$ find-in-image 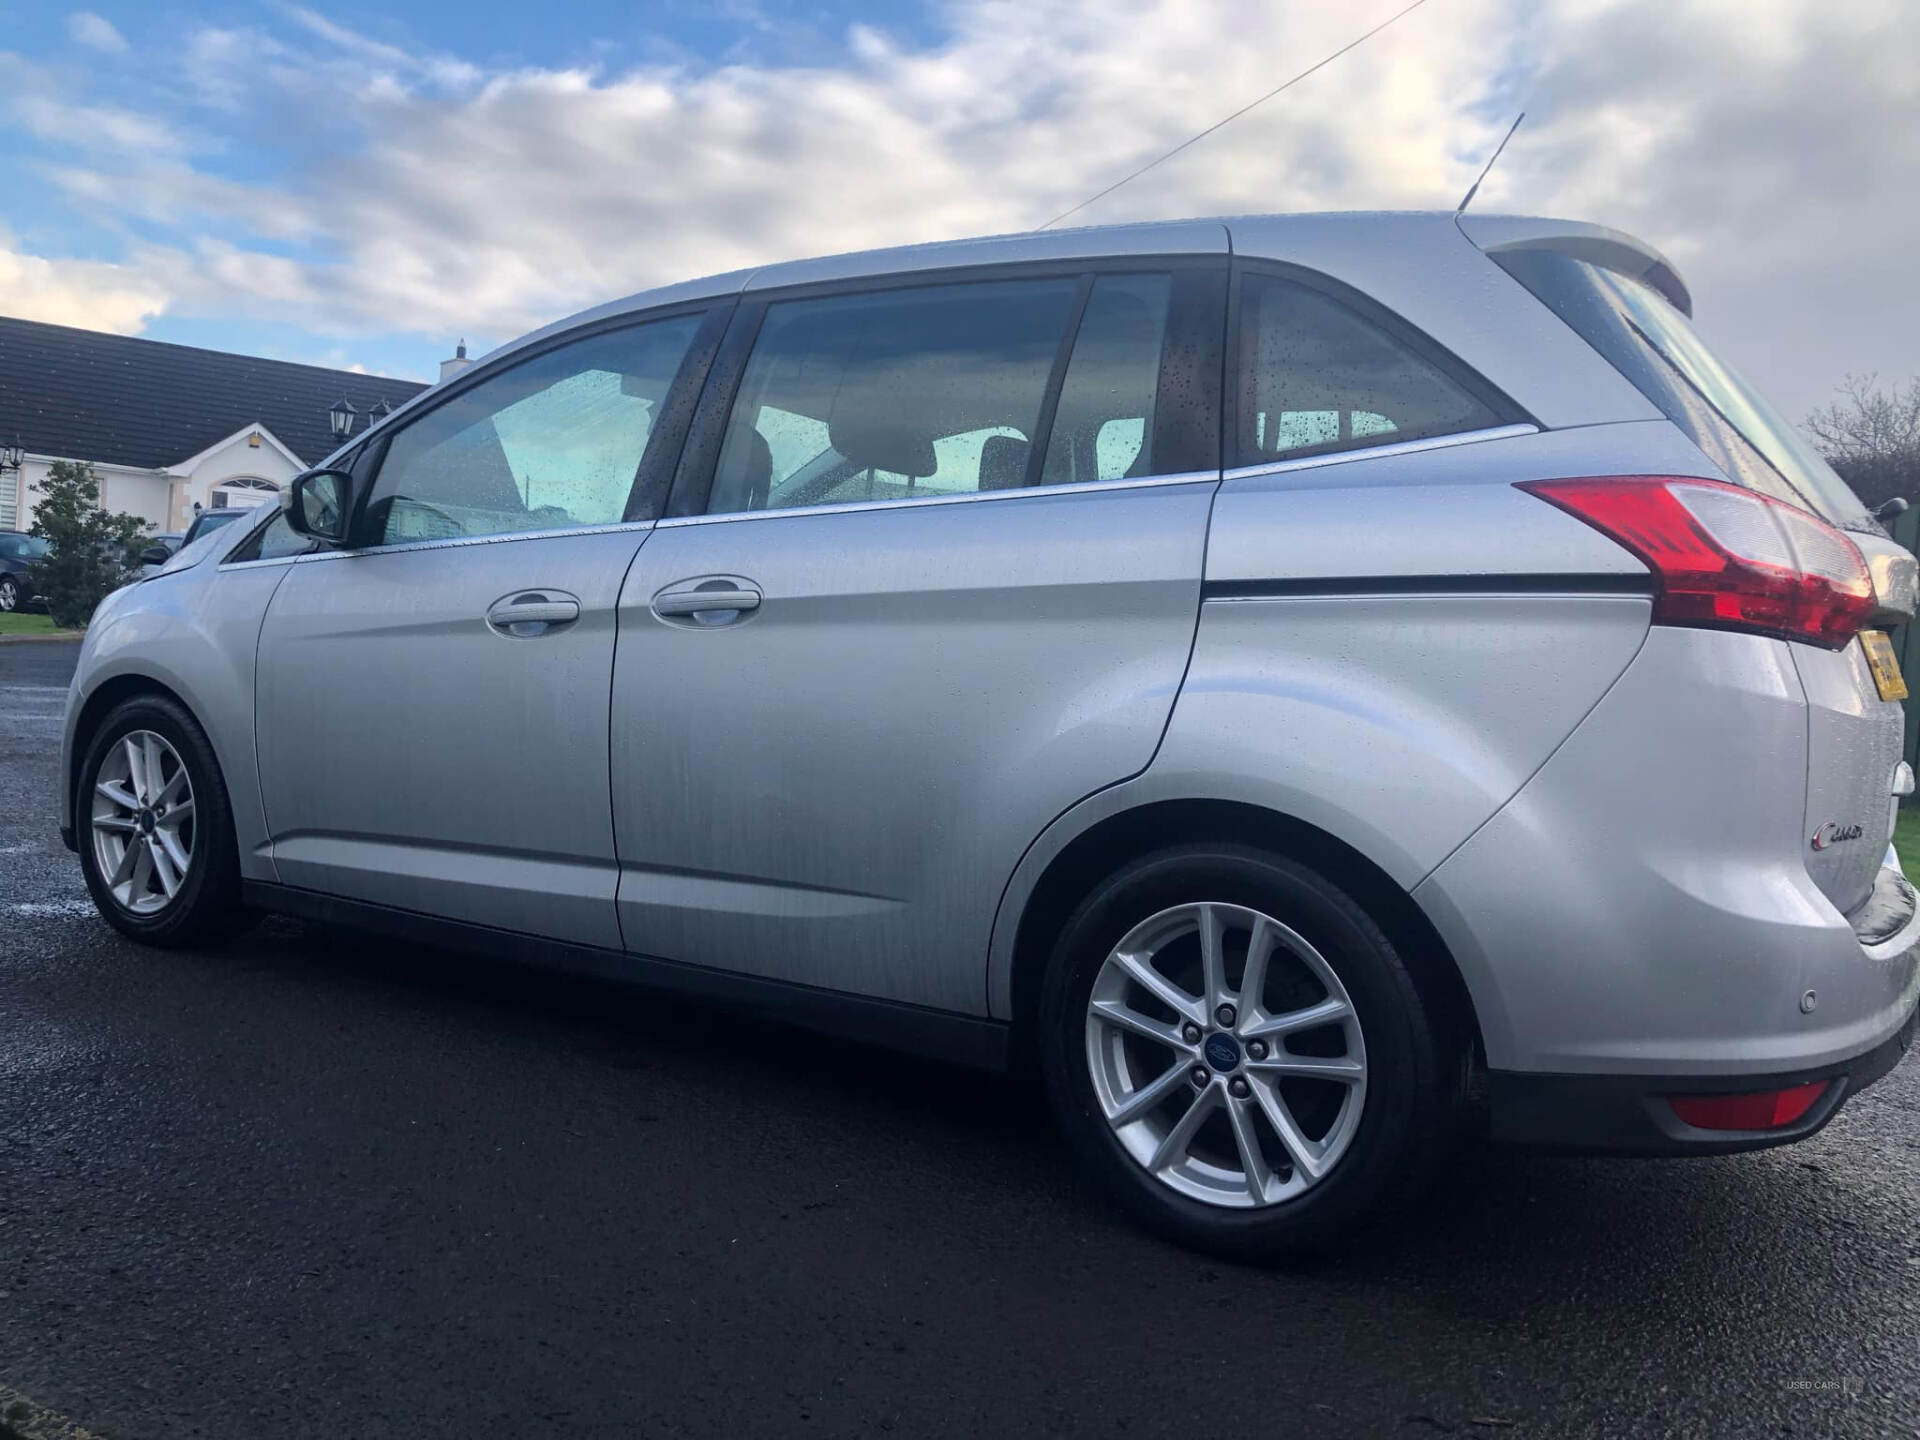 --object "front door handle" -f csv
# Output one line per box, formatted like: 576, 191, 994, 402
651, 577, 762, 626
487, 591, 581, 637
